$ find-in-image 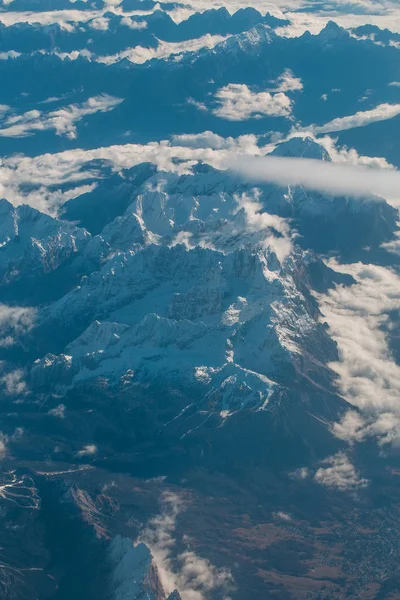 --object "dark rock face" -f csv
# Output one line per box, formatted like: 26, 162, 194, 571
166, 590, 182, 600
